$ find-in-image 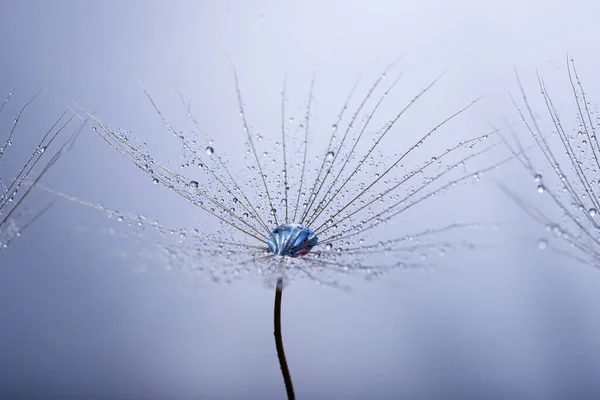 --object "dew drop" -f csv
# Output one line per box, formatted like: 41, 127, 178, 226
537, 184, 545, 193
537, 238, 548, 250
190, 181, 199, 189
589, 208, 597, 217
326, 151, 334, 161
534, 173, 542, 182
152, 178, 159, 184
206, 146, 214, 156
325, 243, 333, 250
